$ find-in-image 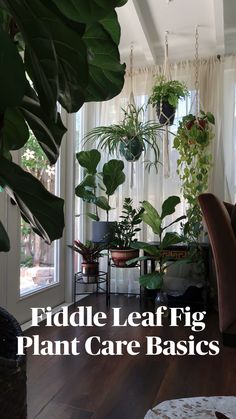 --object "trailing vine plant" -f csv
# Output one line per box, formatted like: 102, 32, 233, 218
173, 110, 215, 246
